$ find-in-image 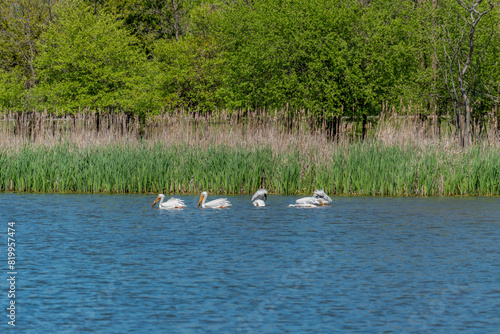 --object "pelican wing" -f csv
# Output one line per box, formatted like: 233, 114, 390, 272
165, 197, 183, 203
205, 198, 231, 208
160, 197, 185, 209
290, 196, 322, 207
251, 189, 268, 202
